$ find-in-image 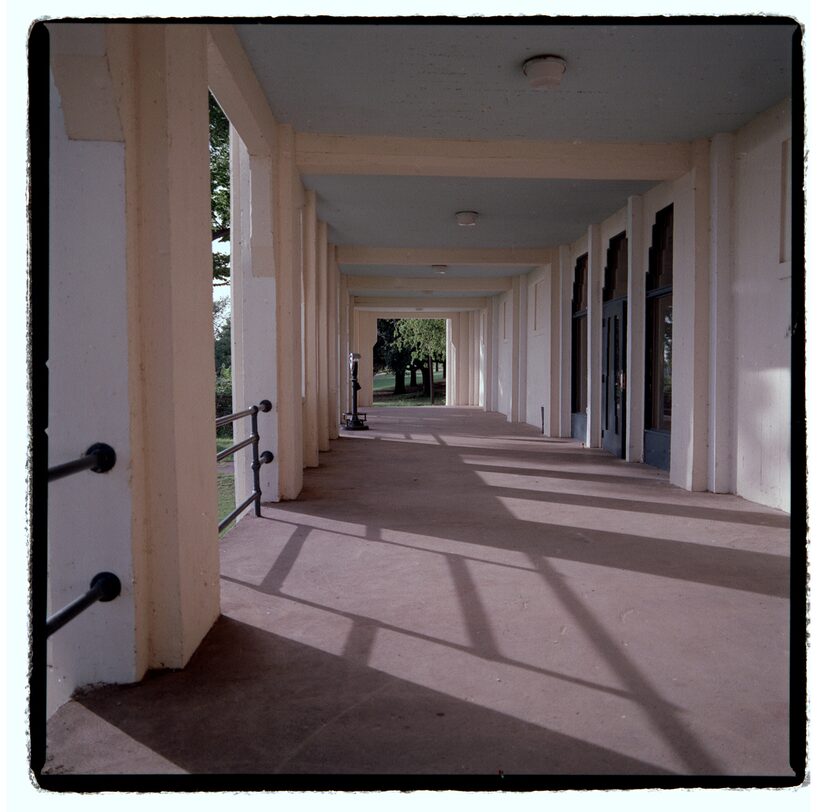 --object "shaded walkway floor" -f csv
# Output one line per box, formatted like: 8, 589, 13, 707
44, 408, 794, 781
